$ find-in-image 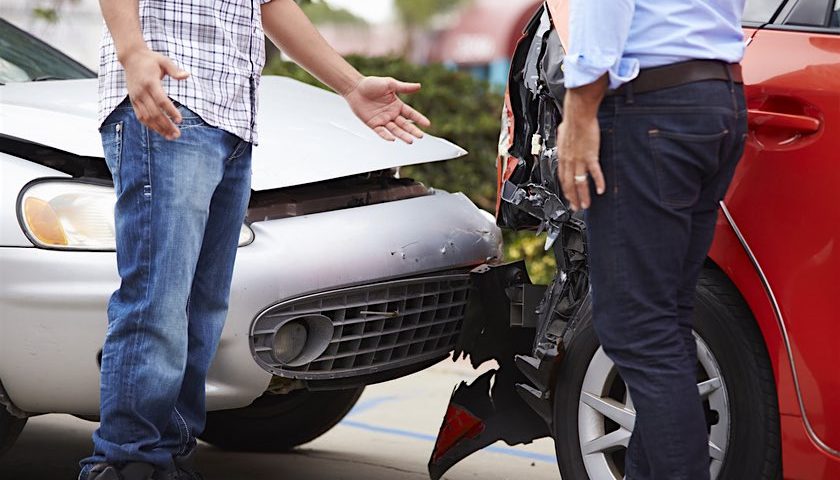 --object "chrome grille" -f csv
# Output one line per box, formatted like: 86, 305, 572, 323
251, 274, 471, 380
